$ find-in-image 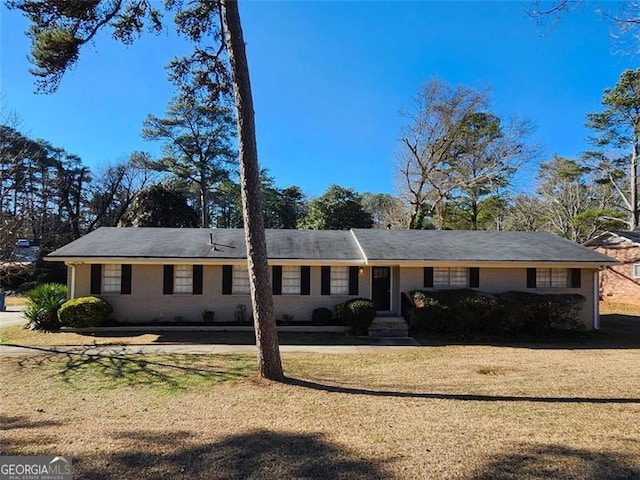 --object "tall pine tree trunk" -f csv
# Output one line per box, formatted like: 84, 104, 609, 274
220, 0, 284, 381
631, 141, 639, 230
